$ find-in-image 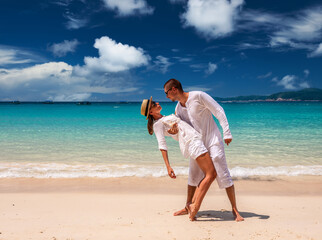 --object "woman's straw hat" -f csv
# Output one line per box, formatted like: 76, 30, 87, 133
140, 96, 153, 119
